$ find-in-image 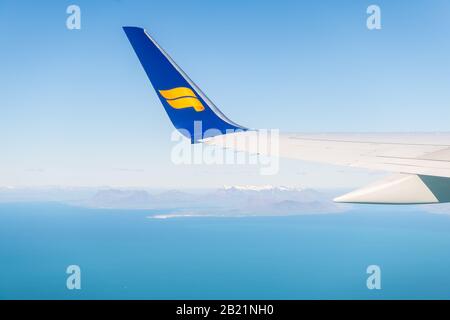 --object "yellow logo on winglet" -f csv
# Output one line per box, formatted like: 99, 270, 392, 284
159, 87, 205, 112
